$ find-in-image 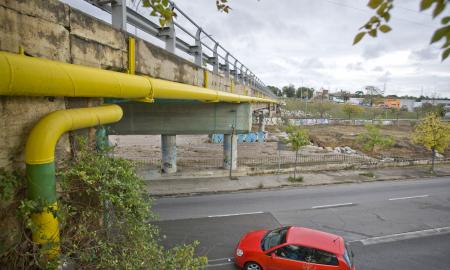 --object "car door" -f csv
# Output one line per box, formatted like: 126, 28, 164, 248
266, 244, 311, 270
304, 247, 341, 270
